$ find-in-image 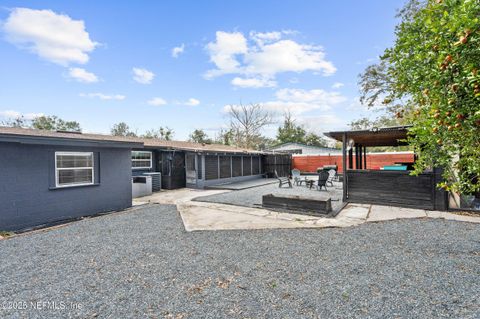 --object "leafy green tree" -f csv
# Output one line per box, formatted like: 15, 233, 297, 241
276, 112, 307, 144
0, 116, 29, 127
1, 115, 81, 131
111, 122, 137, 137
256, 136, 277, 150
358, 0, 426, 112
275, 112, 328, 147
31, 115, 81, 132
304, 132, 328, 147
349, 116, 400, 130
189, 129, 212, 144
142, 127, 174, 140
375, 0, 480, 194
213, 128, 235, 146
